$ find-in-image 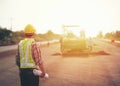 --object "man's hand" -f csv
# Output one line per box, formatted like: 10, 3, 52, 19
39, 63, 46, 78
40, 72, 45, 78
